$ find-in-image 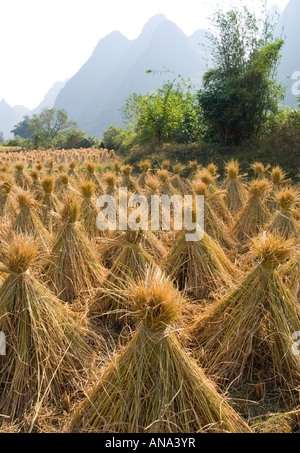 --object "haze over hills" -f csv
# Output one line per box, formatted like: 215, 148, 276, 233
54, 14, 210, 138
0, 99, 27, 140
1, 2, 299, 141
31, 81, 66, 115
53, 2, 298, 137
13, 105, 31, 117
1, 14, 210, 140
0, 80, 66, 140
